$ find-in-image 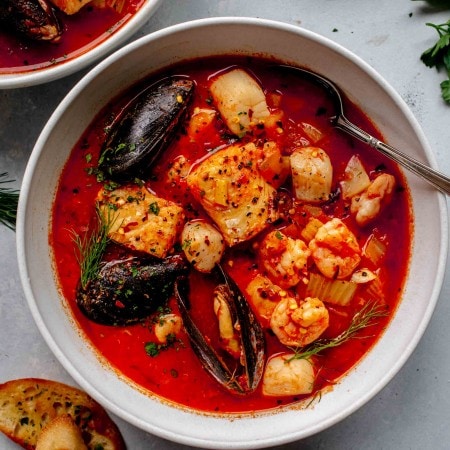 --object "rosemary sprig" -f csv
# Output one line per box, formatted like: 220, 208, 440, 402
70, 206, 116, 289
291, 301, 388, 361
0, 172, 19, 231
